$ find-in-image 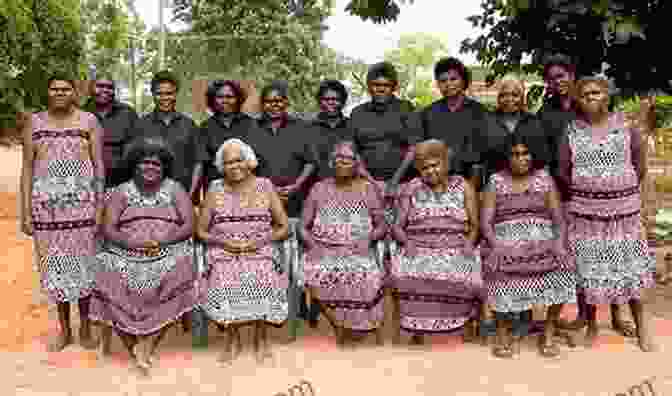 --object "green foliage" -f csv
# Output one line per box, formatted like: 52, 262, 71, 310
167, 0, 347, 112
460, 0, 672, 94
617, 96, 672, 129
81, 0, 131, 77
344, 0, 413, 24
384, 33, 448, 106
0, 0, 85, 131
